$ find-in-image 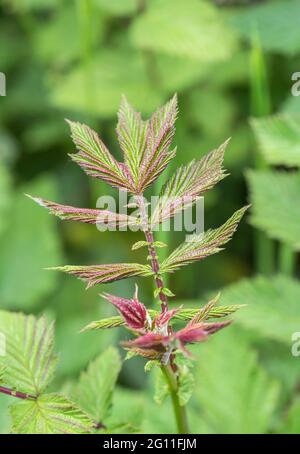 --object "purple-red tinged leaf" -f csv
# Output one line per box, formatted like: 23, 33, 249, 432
176, 320, 231, 345
175, 325, 208, 344
122, 332, 169, 350
155, 307, 180, 329
101, 286, 148, 330
161, 206, 249, 273
48, 263, 152, 288
26, 195, 139, 227
199, 320, 232, 334
151, 140, 229, 225
67, 120, 134, 192
138, 94, 178, 192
